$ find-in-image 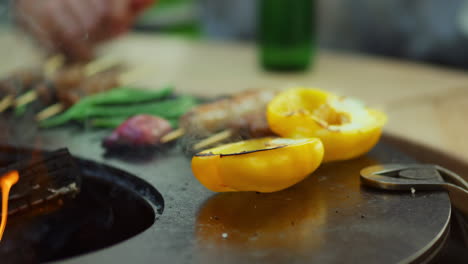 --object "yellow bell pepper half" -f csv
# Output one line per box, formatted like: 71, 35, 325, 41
191, 137, 324, 193
267, 88, 387, 162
